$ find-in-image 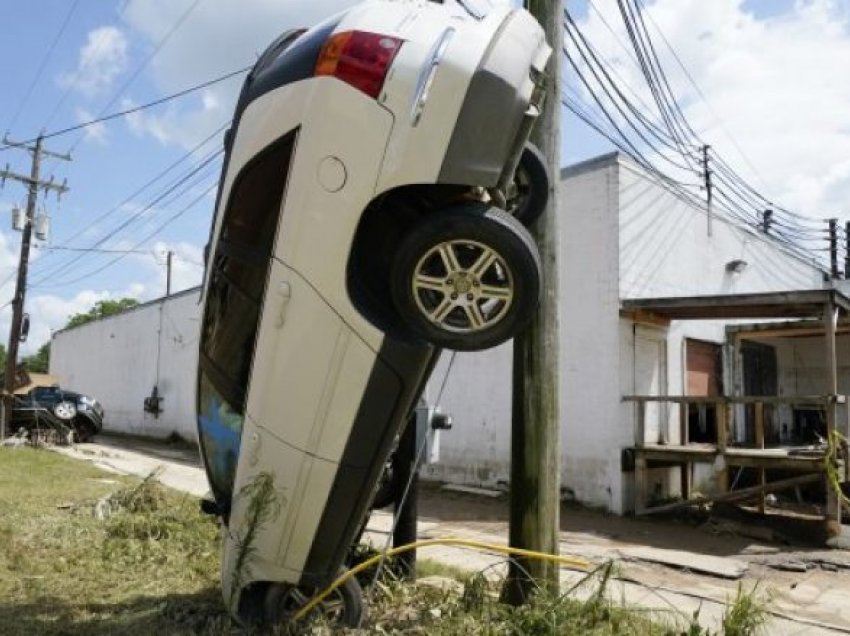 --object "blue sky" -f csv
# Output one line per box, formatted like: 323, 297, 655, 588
0, 0, 849, 352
